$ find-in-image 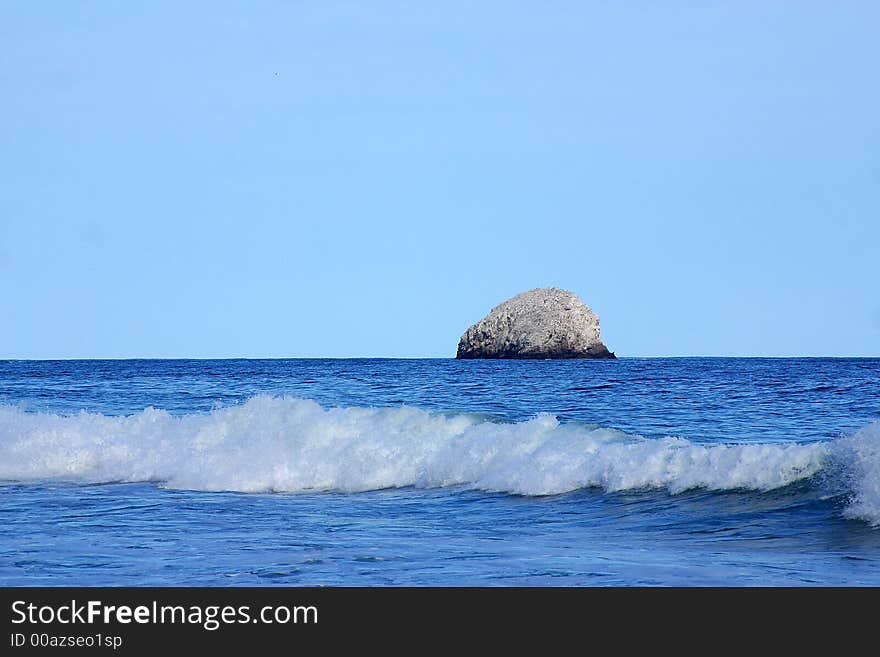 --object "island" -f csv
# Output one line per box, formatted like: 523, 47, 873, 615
456, 287, 616, 359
